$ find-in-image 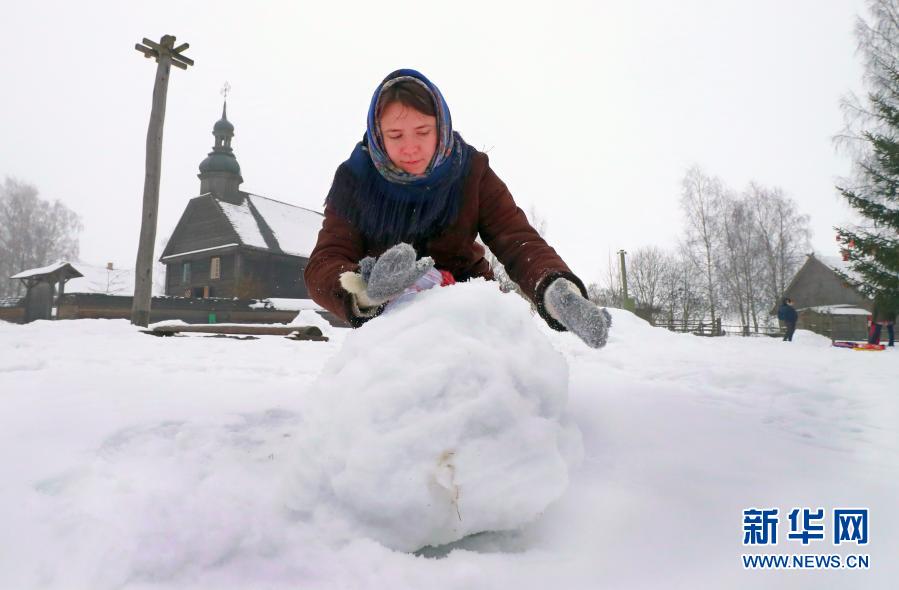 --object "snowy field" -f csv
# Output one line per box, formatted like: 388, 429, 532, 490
0, 280, 896, 589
